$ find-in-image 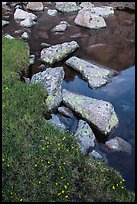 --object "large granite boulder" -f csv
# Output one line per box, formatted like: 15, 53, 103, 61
55, 2, 80, 12
40, 41, 79, 65
74, 8, 106, 29
65, 56, 115, 89
103, 137, 132, 154
26, 2, 44, 11
90, 6, 114, 18
62, 89, 119, 135
31, 67, 65, 112
14, 8, 37, 21
74, 120, 96, 154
